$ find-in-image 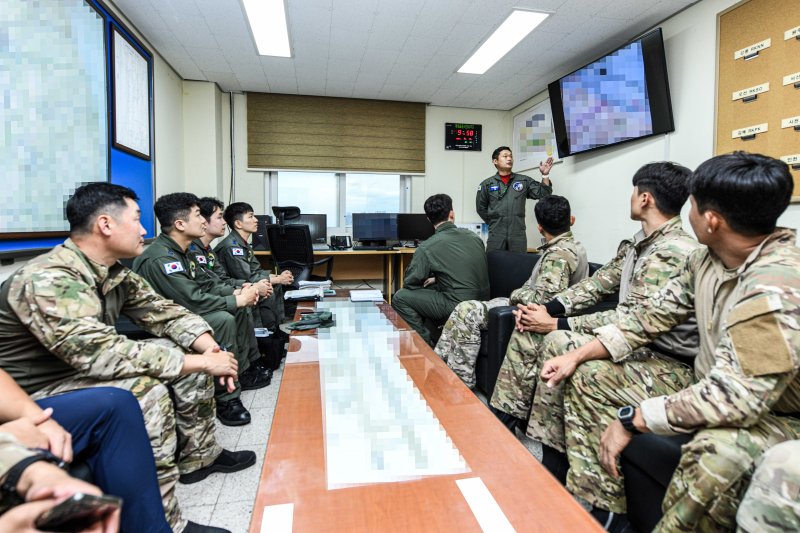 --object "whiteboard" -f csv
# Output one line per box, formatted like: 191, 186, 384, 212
112, 27, 150, 159
512, 99, 559, 171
